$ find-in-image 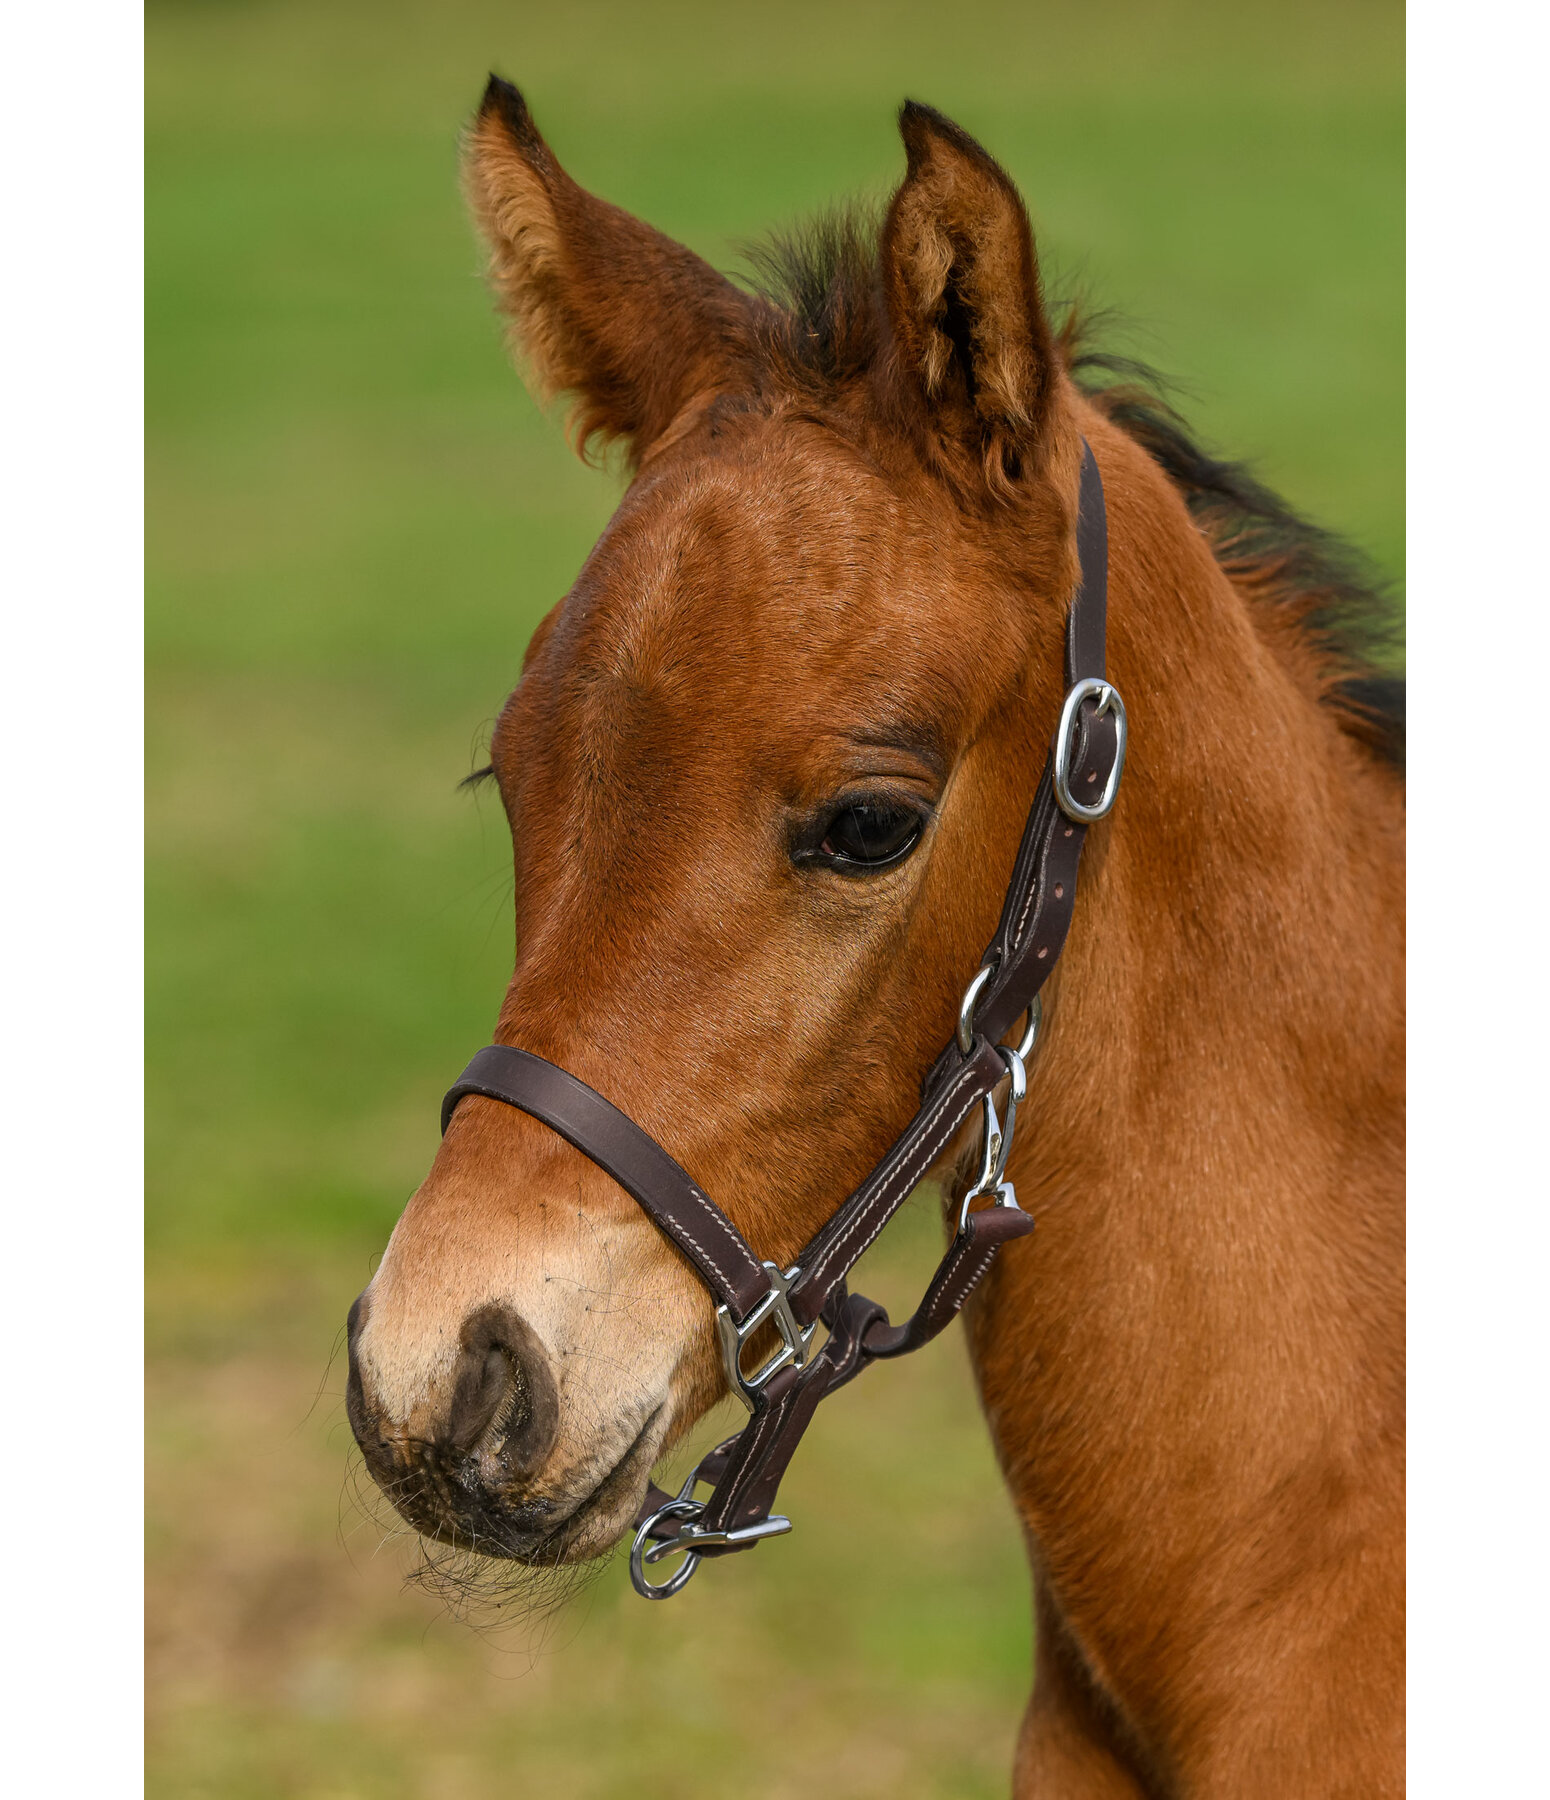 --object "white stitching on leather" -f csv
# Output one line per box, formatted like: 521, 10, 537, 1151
655, 1215, 739, 1303
679, 1183, 763, 1294
707, 1381, 784, 1517
804, 1059, 985, 1293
